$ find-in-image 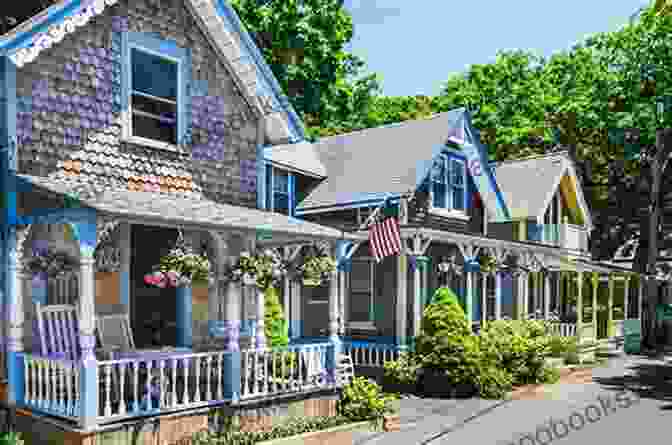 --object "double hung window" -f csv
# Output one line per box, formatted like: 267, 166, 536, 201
348, 258, 375, 328
430, 155, 466, 212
